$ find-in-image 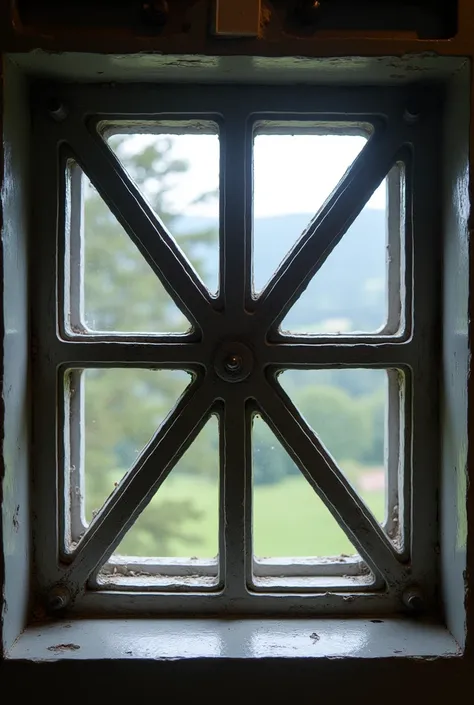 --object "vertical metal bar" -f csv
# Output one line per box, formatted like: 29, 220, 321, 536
399, 367, 412, 556
31, 118, 64, 586
384, 368, 404, 551
67, 163, 85, 333
400, 150, 413, 337
221, 388, 250, 598
220, 115, 251, 323
60, 161, 87, 549
408, 101, 441, 605
64, 369, 86, 547
385, 164, 403, 335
